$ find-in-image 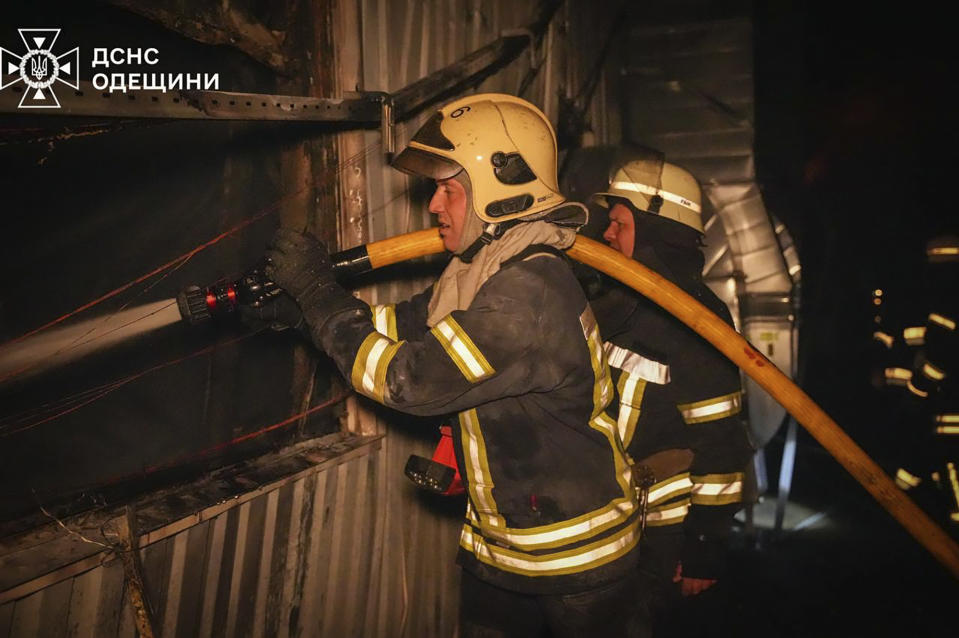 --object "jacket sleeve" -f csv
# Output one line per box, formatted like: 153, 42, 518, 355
588, 284, 642, 342
321, 267, 556, 417
368, 285, 434, 341
676, 363, 754, 579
